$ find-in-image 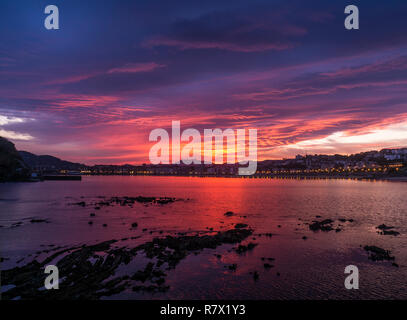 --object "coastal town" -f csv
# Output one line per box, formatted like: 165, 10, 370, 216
2, 136, 406, 181
28, 147, 407, 179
